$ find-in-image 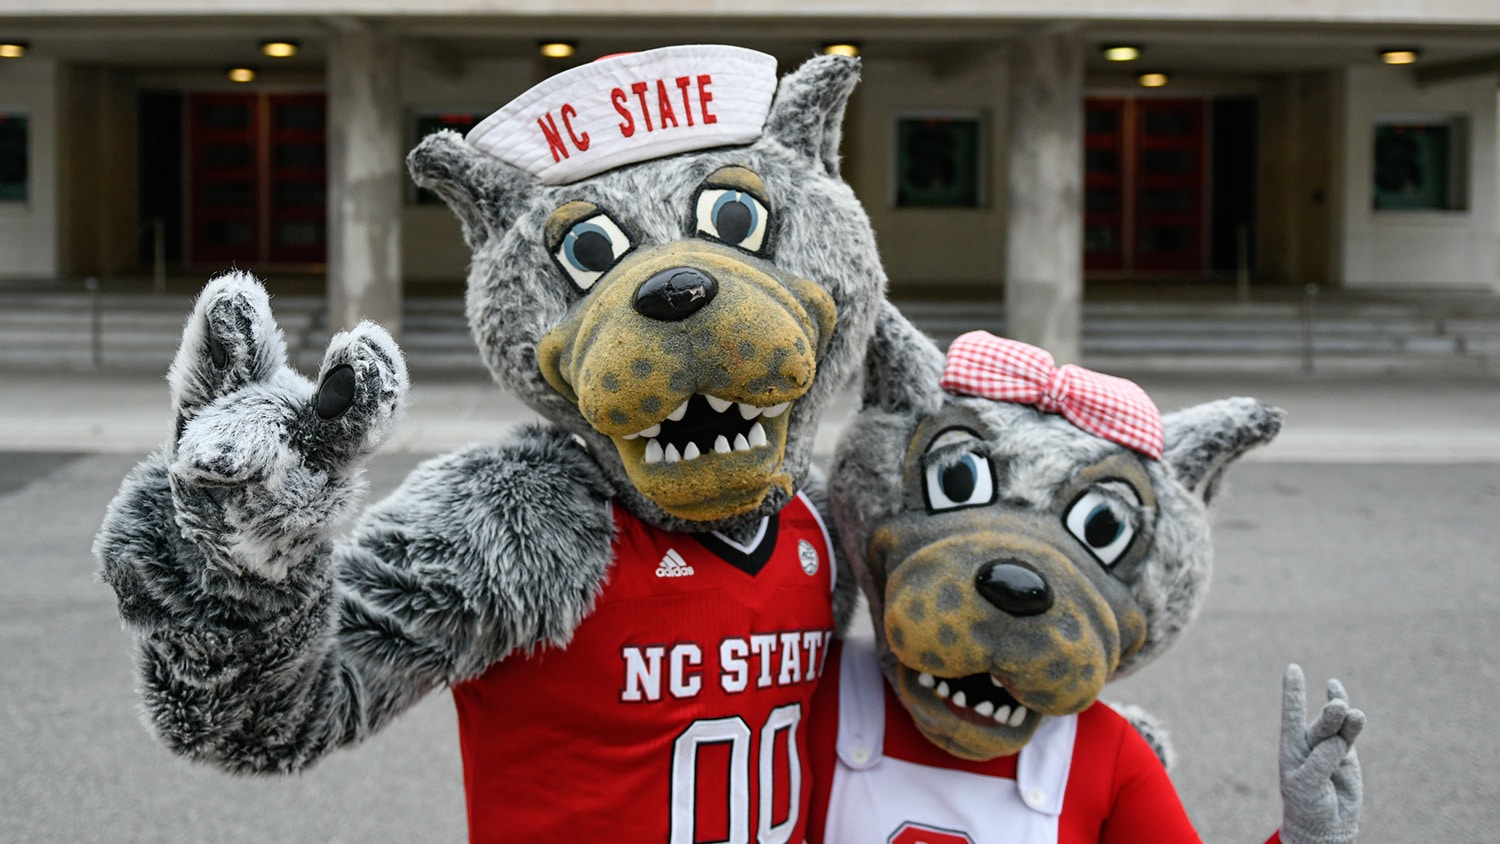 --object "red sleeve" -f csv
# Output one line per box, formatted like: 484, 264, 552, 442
1097, 709, 1203, 844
